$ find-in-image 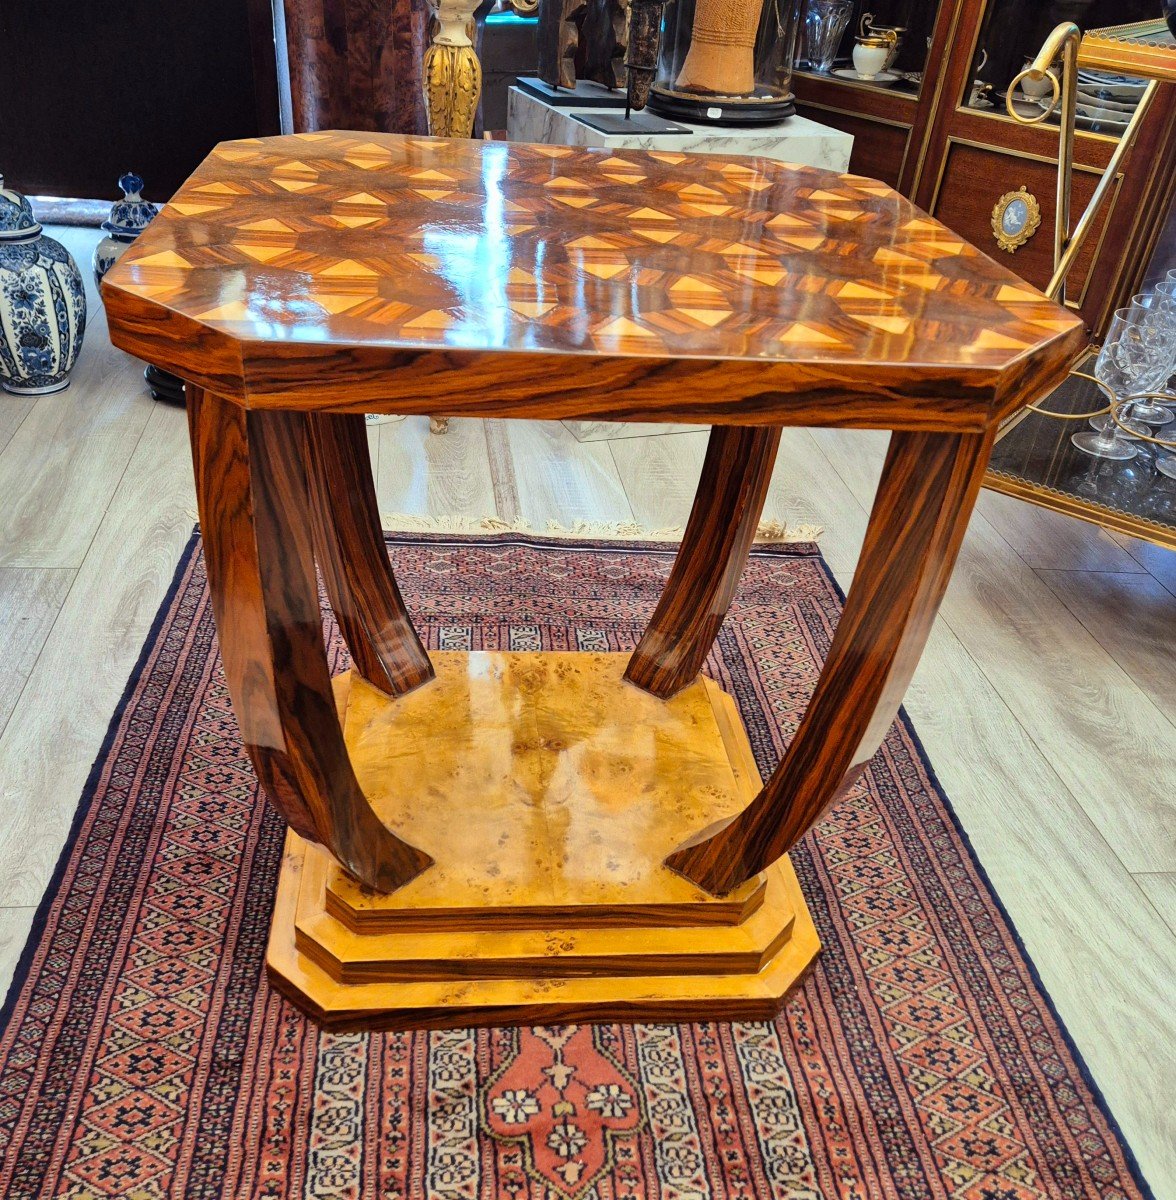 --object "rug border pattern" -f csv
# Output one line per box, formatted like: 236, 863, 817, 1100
0, 528, 1156, 1200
